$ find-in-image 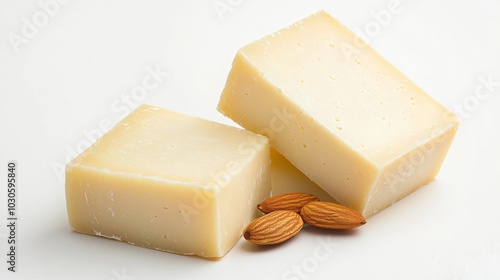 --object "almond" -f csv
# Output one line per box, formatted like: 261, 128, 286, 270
243, 210, 303, 245
300, 201, 366, 229
257, 192, 319, 214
